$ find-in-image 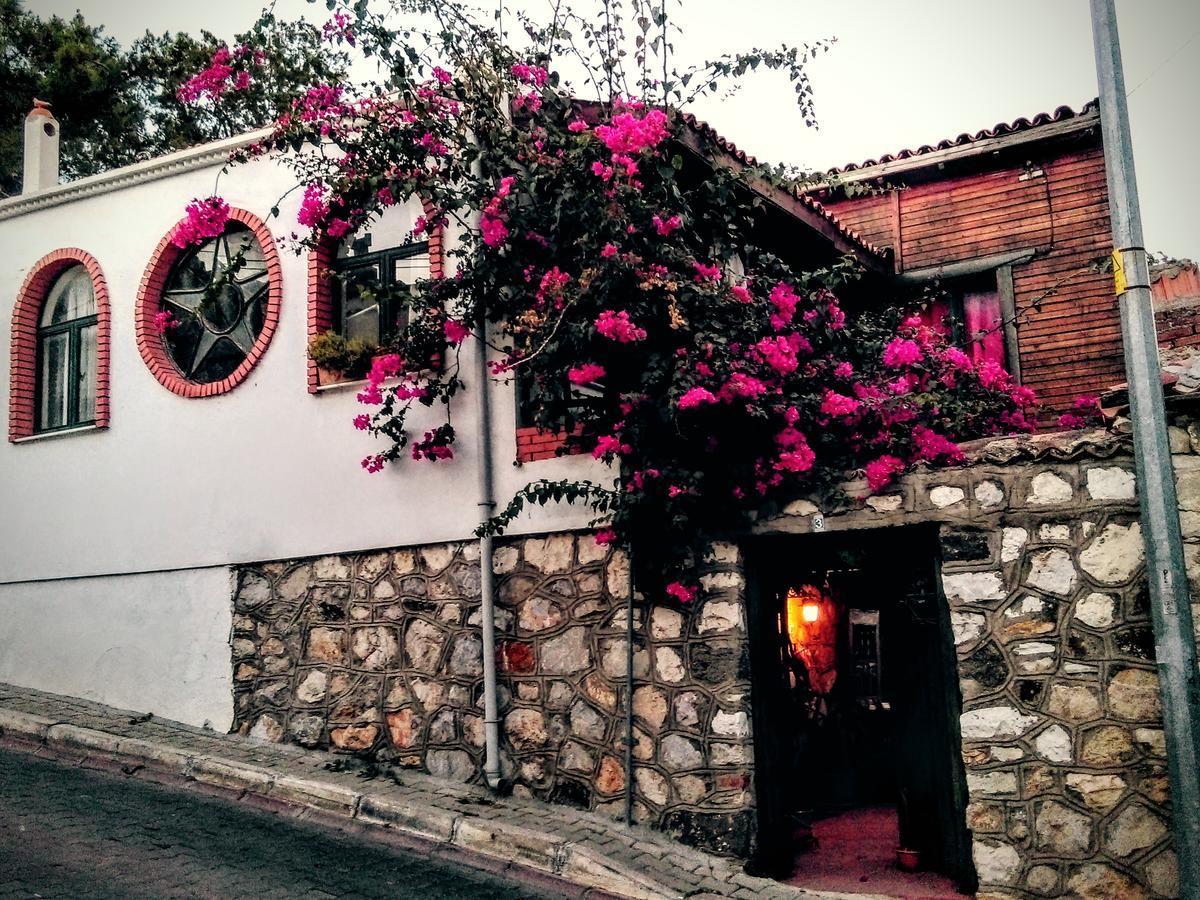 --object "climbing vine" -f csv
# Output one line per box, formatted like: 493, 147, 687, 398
175, 0, 1037, 599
